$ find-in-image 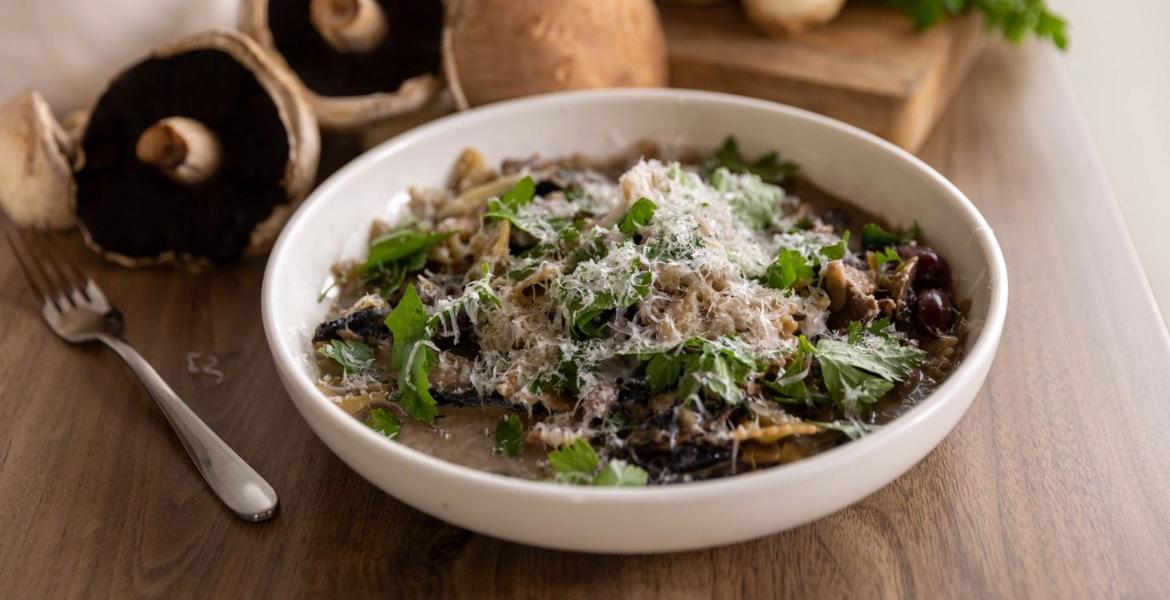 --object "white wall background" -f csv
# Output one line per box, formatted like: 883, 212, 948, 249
1052, 0, 1170, 326
0, 0, 240, 112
